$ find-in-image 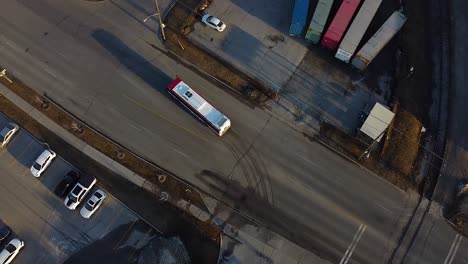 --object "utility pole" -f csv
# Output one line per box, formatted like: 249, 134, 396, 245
154, 0, 166, 41
359, 128, 388, 160
144, 0, 166, 41
0, 69, 13, 83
